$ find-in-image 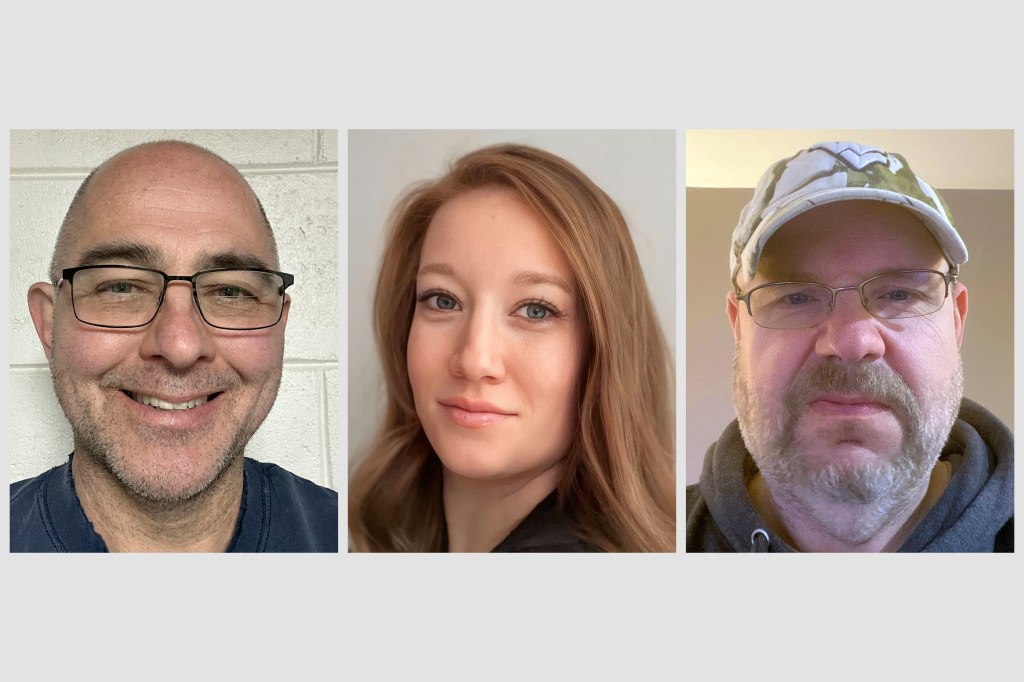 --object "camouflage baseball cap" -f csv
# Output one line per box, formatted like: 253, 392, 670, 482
730, 141, 968, 283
